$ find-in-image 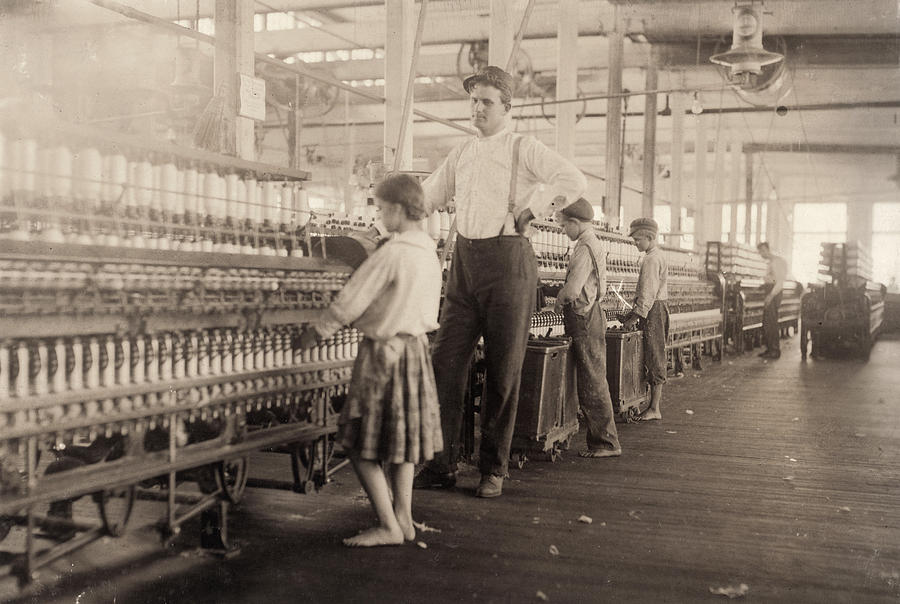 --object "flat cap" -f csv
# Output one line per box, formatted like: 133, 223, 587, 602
628, 217, 659, 237
463, 65, 514, 101
560, 198, 594, 222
